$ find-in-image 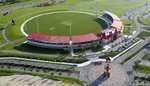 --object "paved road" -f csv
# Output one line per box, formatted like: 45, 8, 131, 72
114, 39, 148, 63
2, 23, 14, 45
122, 4, 150, 38
123, 45, 150, 83
115, 3, 150, 63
